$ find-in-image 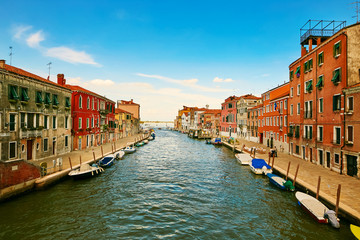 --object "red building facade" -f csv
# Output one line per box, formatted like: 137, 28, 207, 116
220, 96, 240, 137
57, 74, 115, 150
